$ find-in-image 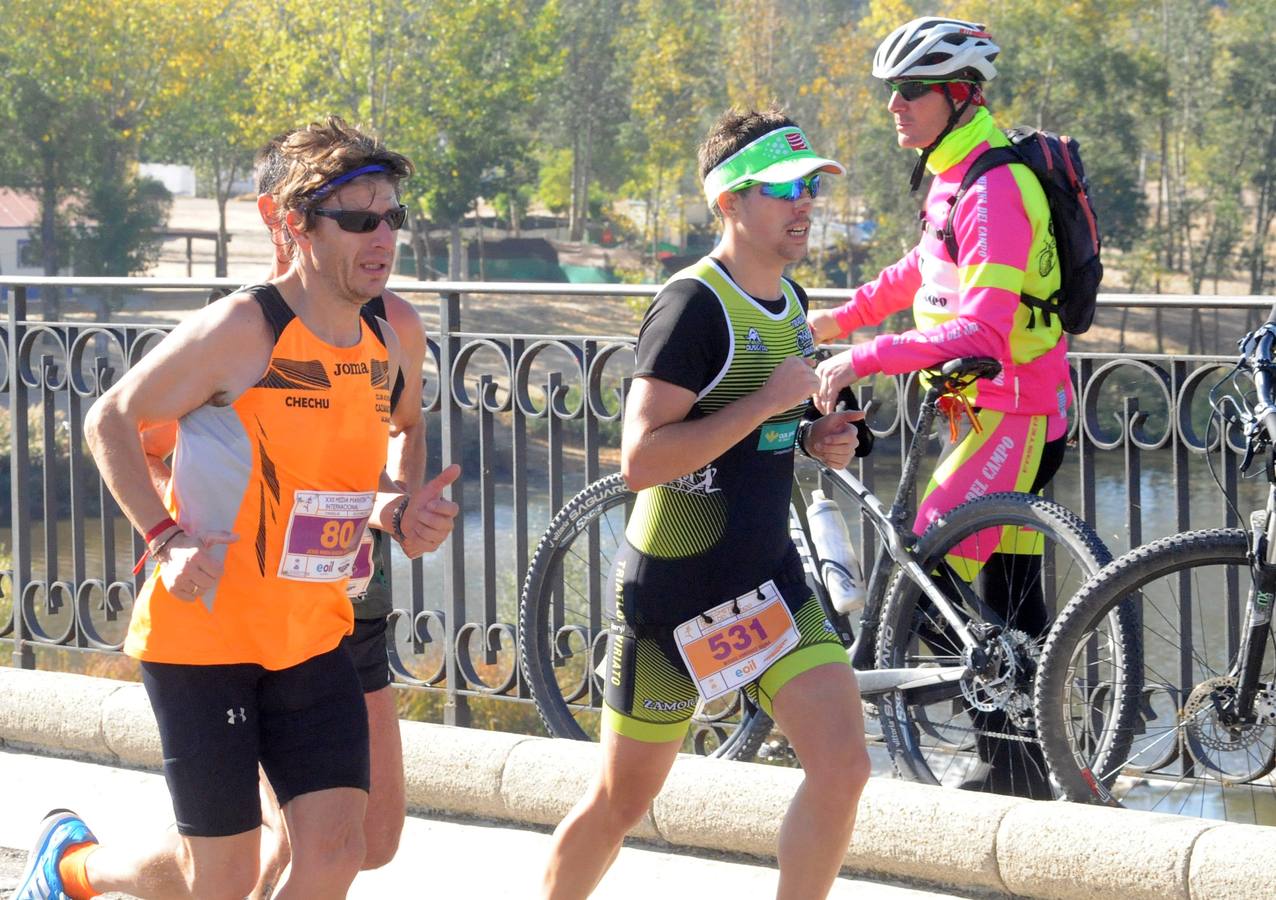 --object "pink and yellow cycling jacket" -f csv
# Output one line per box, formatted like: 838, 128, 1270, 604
832, 107, 1072, 434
